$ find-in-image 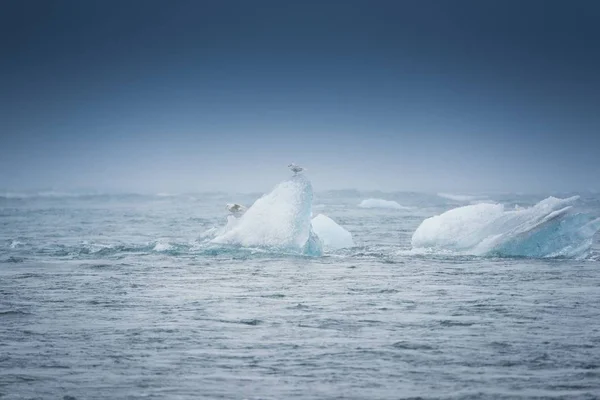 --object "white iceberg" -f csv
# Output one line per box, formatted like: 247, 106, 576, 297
437, 193, 487, 202
311, 214, 354, 249
358, 198, 409, 210
411, 196, 600, 258
211, 174, 322, 255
